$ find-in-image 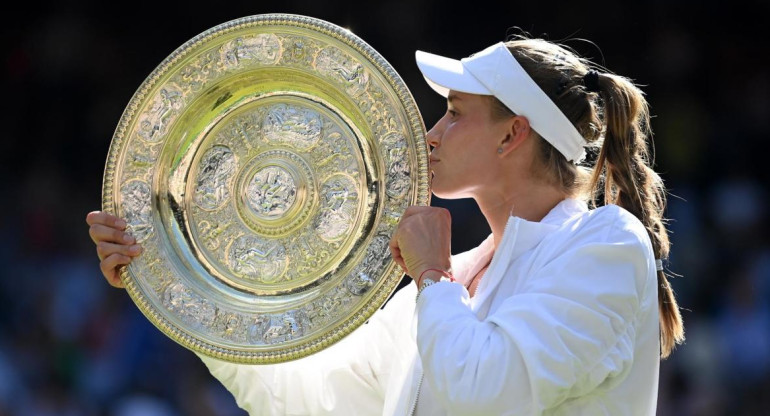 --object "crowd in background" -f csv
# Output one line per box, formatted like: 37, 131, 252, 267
1, 1, 768, 414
